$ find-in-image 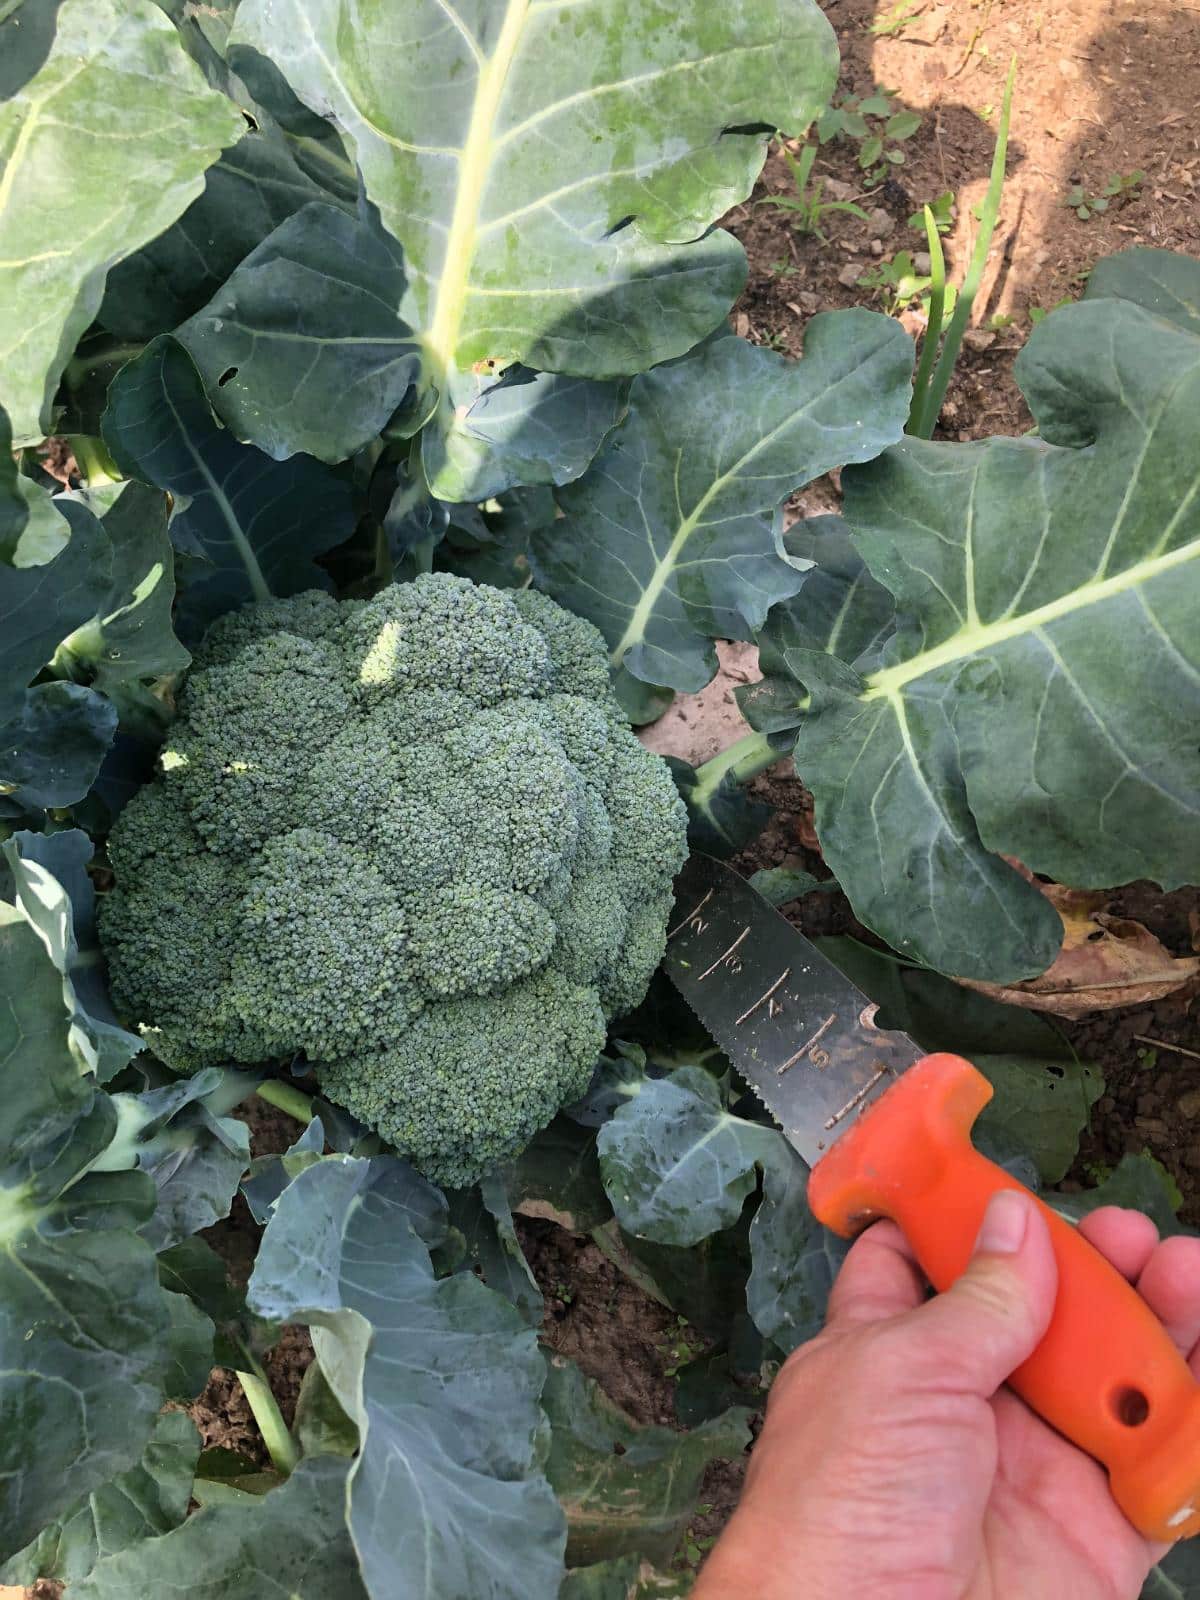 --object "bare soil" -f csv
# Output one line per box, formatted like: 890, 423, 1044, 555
725, 0, 1200, 444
